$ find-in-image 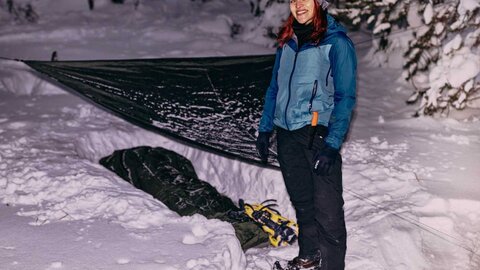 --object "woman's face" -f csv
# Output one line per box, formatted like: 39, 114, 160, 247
290, 0, 316, 25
